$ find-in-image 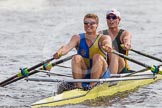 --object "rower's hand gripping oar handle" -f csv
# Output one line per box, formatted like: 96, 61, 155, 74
120, 44, 126, 50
